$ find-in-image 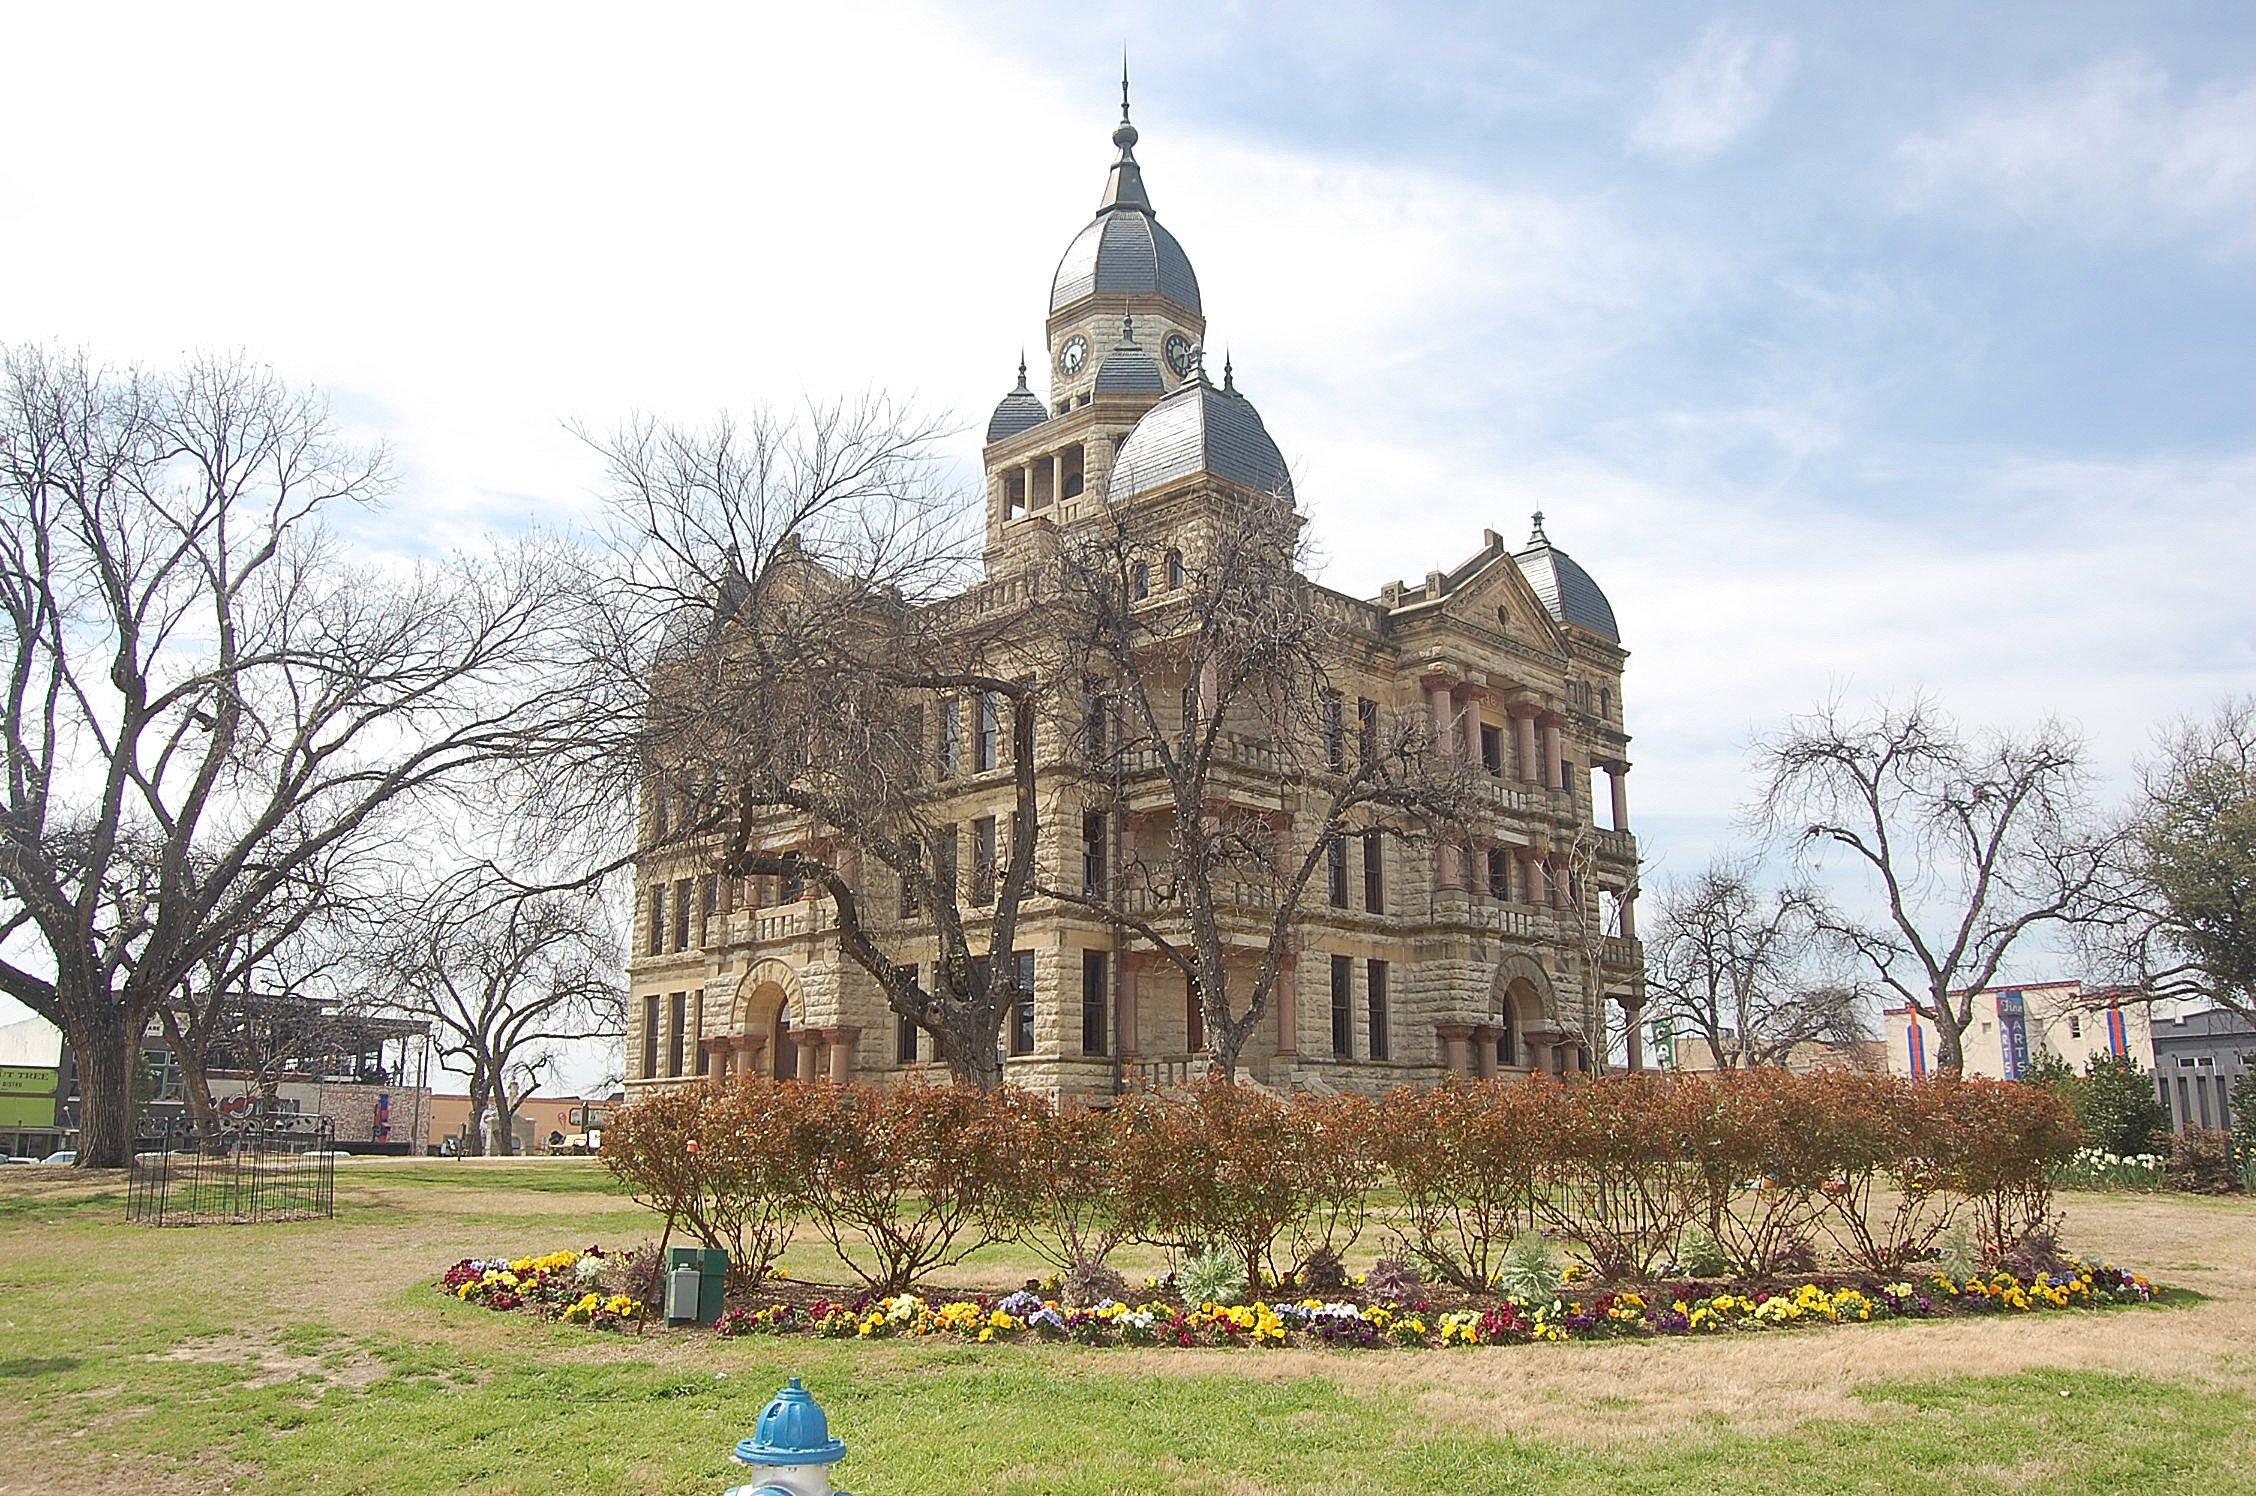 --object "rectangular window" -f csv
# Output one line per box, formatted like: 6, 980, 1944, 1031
895, 966, 919, 1064
939, 698, 962, 778
1330, 956, 1353, 1059
646, 885, 665, 957
1082, 950, 1109, 1056
641, 994, 659, 1078
1367, 959, 1390, 1061
1082, 810, 1108, 895
693, 989, 708, 1075
667, 992, 687, 1077
1481, 723, 1504, 775
778, 860, 804, 904
1084, 682, 1110, 758
1363, 833, 1385, 914
1010, 950, 1036, 1057
672, 878, 692, 951
976, 693, 1001, 773
899, 837, 921, 918
1322, 690, 1345, 771
934, 824, 958, 899
1358, 697, 1379, 768
1488, 847, 1512, 901
1186, 982, 1204, 1053
698, 874, 718, 946
972, 816, 998, 905
1328, 837, 1349, 907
